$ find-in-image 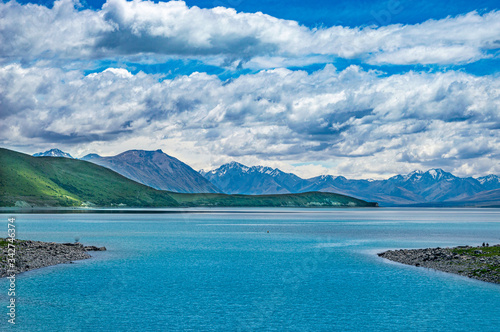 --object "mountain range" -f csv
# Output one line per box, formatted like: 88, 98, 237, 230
2, 148, 374, 208
200, 162, 304, 195
201, 162, 500, 206
32, 148, 500, 207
